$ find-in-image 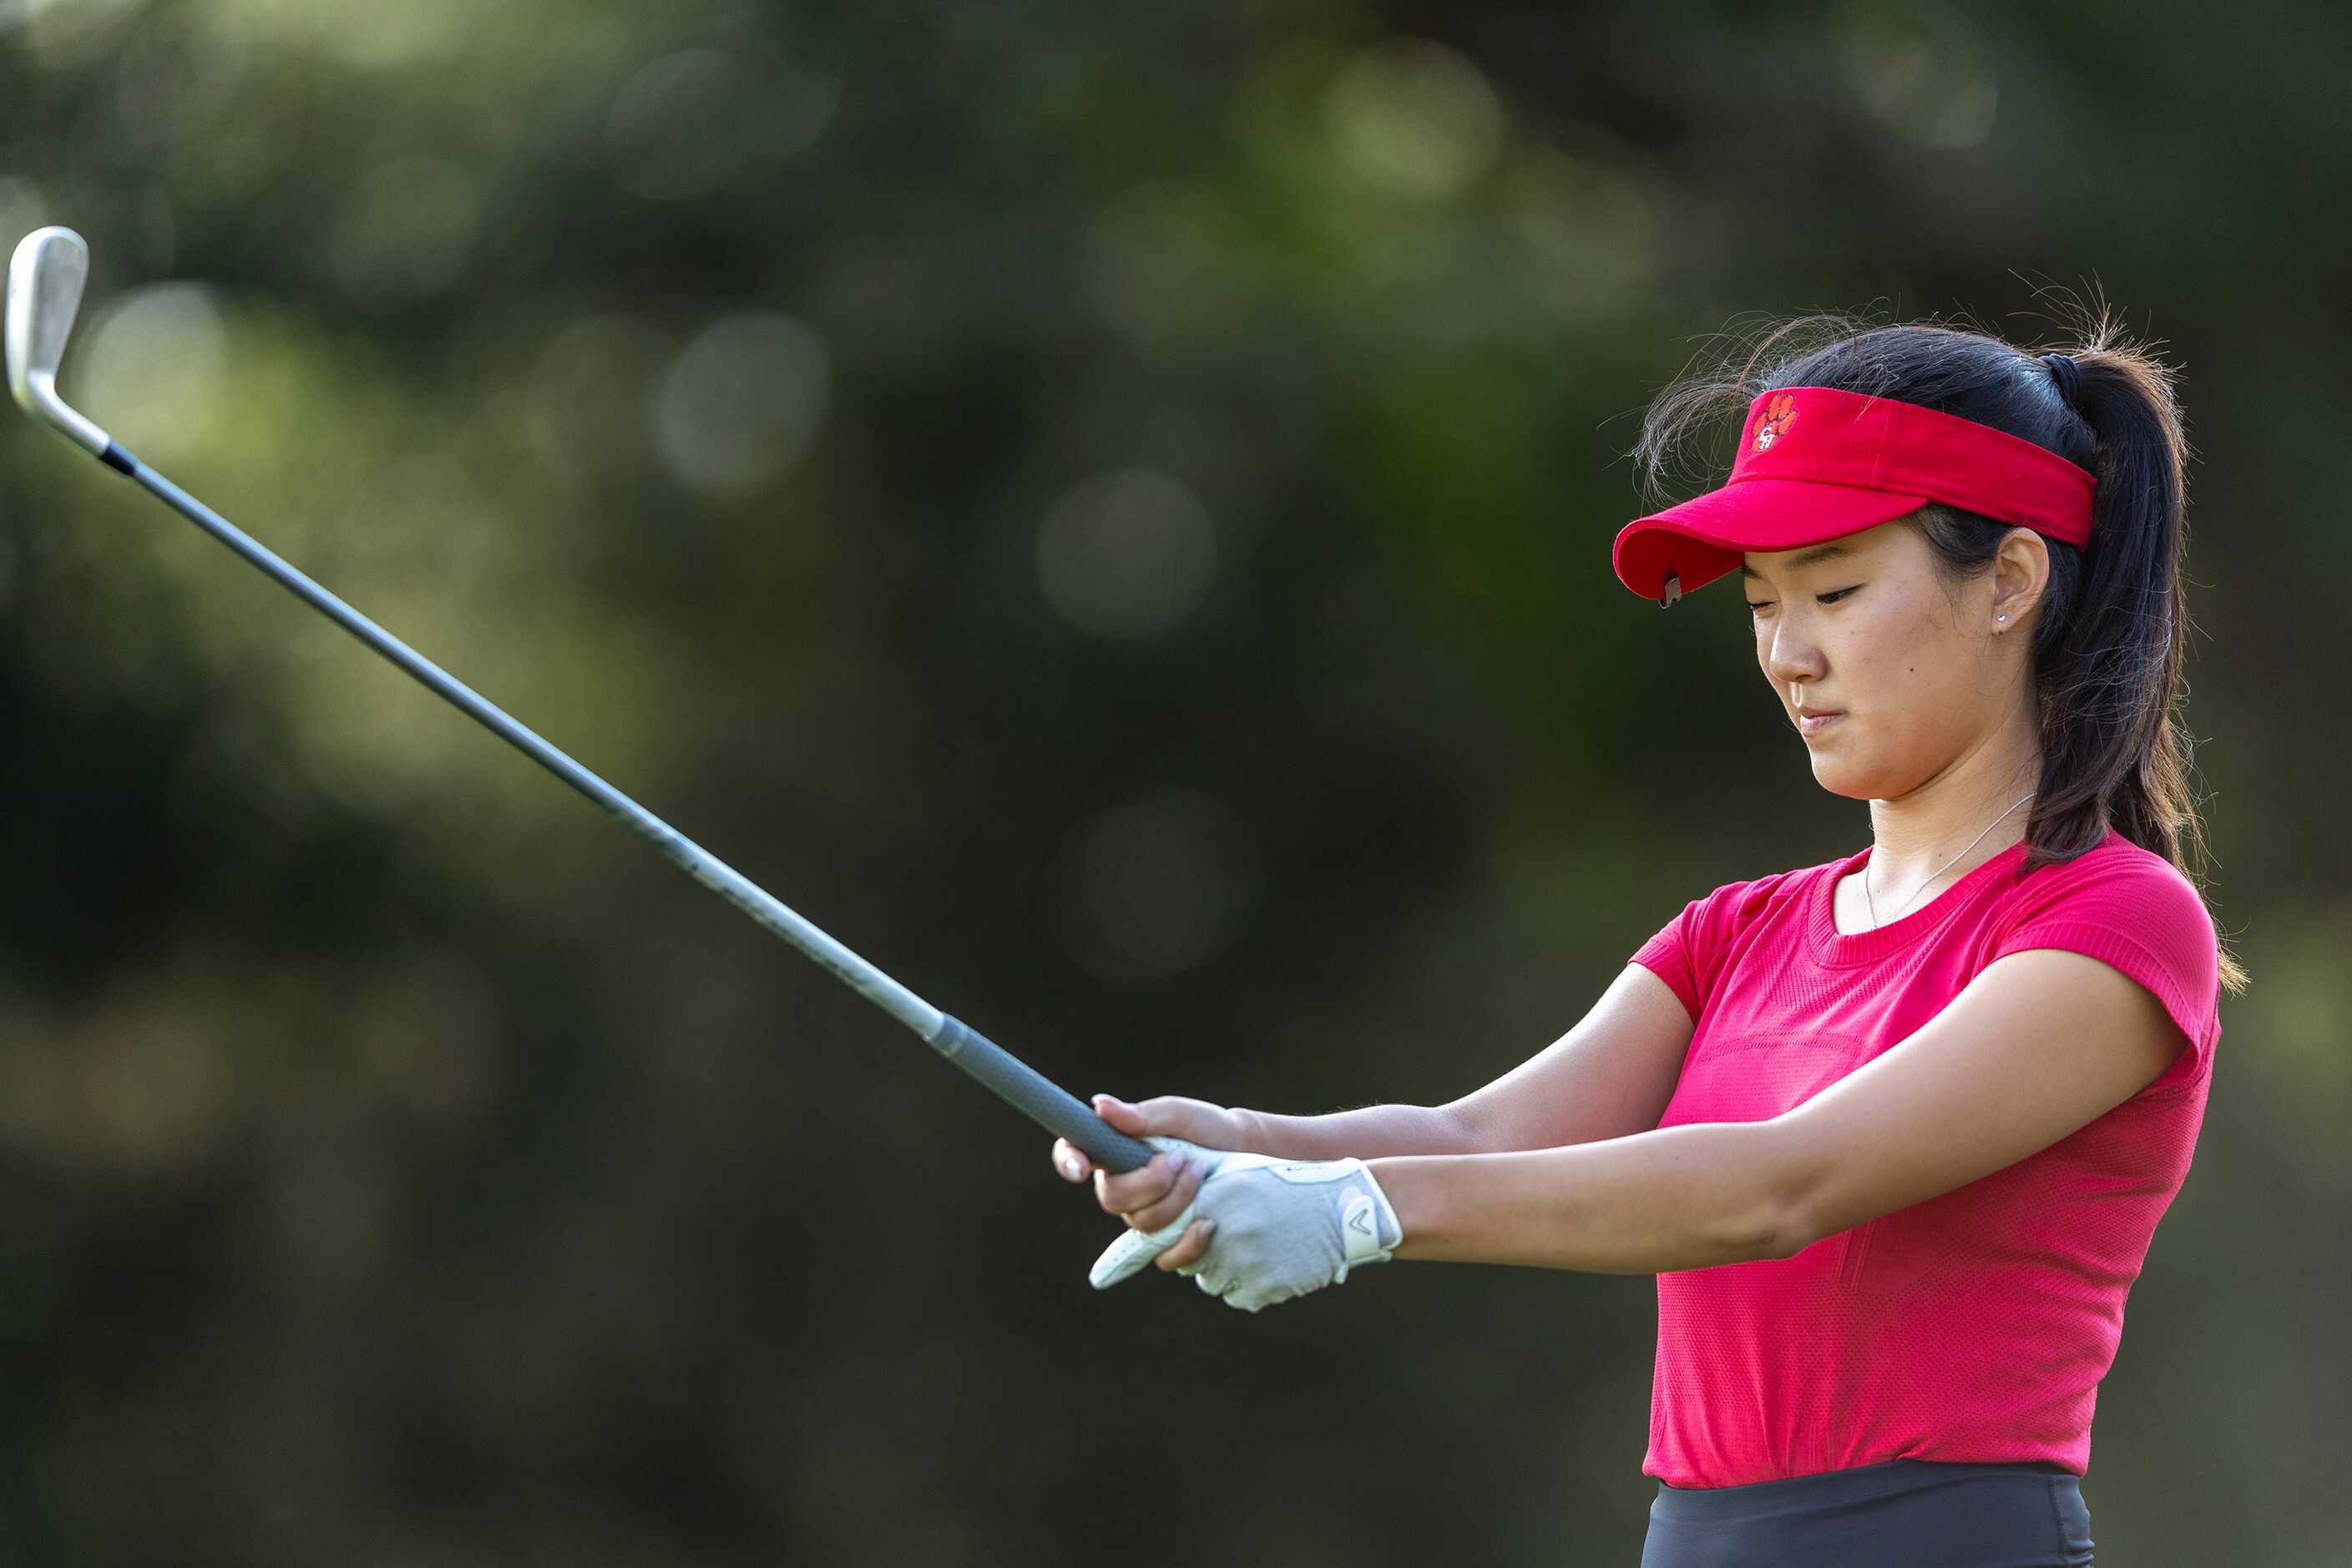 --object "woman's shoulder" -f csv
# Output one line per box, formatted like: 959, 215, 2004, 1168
1997, 826, 2216, 939
1985, 826, 2224, 1075
1987, 828, 2221, 1029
